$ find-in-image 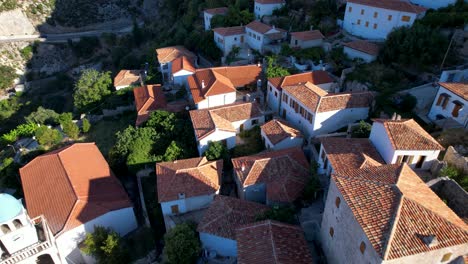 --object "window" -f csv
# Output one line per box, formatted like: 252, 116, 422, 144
374, 12, 378, 18
171, 205, 179, 214
388, 15, 392, 21
360, 242, 366, 254
365, 21, 369, 27
307, 112, 313, 123
234, 37, 237, 41
13, 219, 22, 229
357, 19, 361, 25
452, 101, 464, 117
436, 93, 450, 108
415, 156, 426, 169
401, 15, 411, 22
218, 37, 224, 44
321, 149, 326, 161
329, 227, 334, 237
162, 64, 168, 70
361, 9, 364, 15
335, 197, 341, 208
257, 36, 260, 40
441, 253, 452, 262
269, 86, 272, 92
282, 94, 288, 103
251, 119, 259, 125
397, 155, 414, 164
1, 224, 11, 234
295, 39, 298, 45
274, 91, 278, 97
373, 23, 378, 29
348, 6, 352, 12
